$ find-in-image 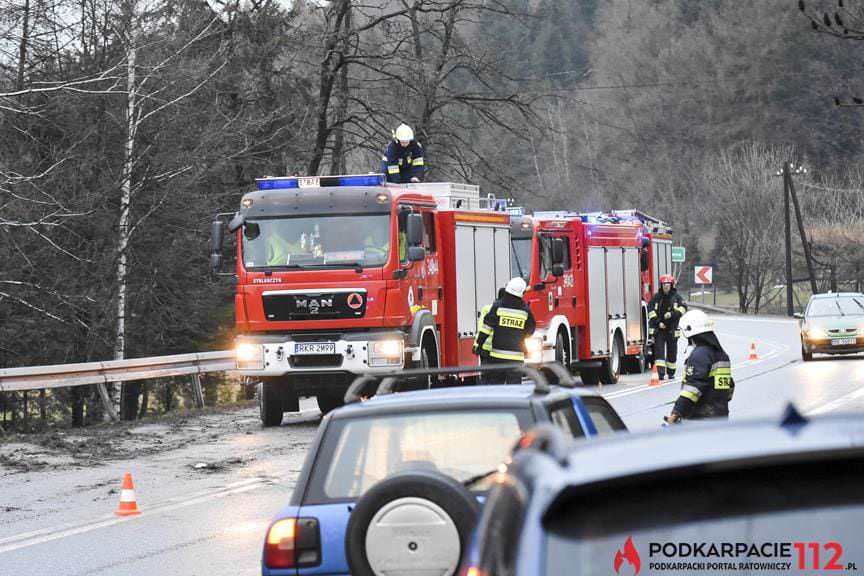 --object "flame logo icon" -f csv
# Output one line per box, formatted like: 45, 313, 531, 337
614, 536, 641, 575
